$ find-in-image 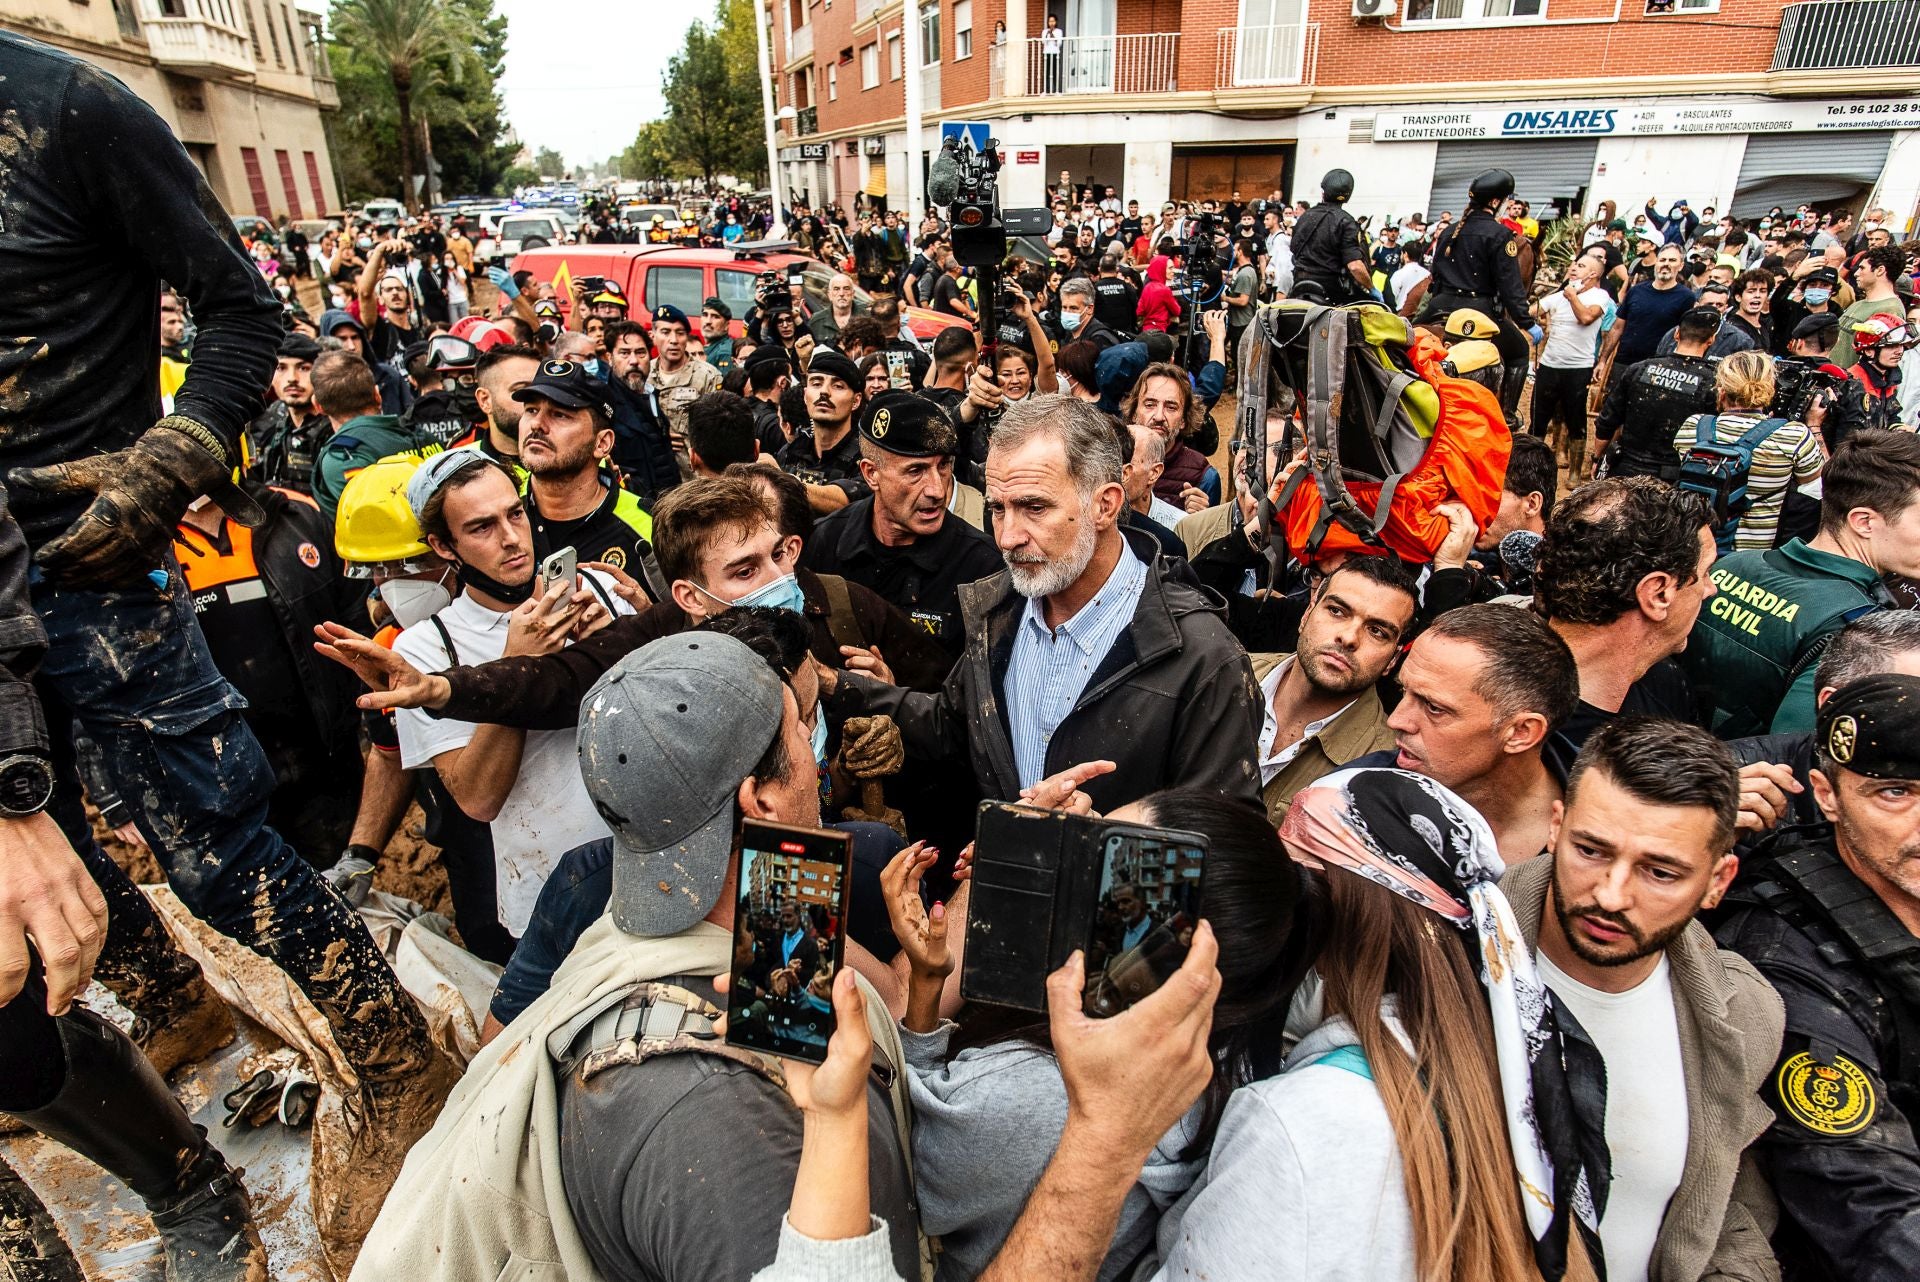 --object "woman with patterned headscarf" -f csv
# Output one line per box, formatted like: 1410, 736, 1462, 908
1144, 768, 1608, 1282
